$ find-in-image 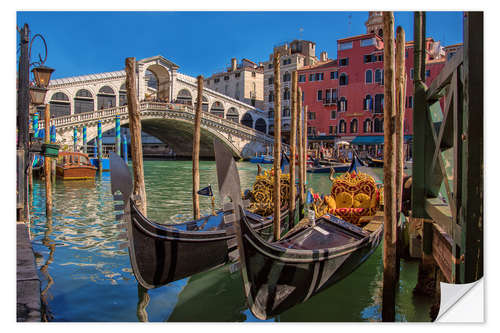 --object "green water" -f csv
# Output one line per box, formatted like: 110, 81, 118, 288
29, 161, 431, 322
